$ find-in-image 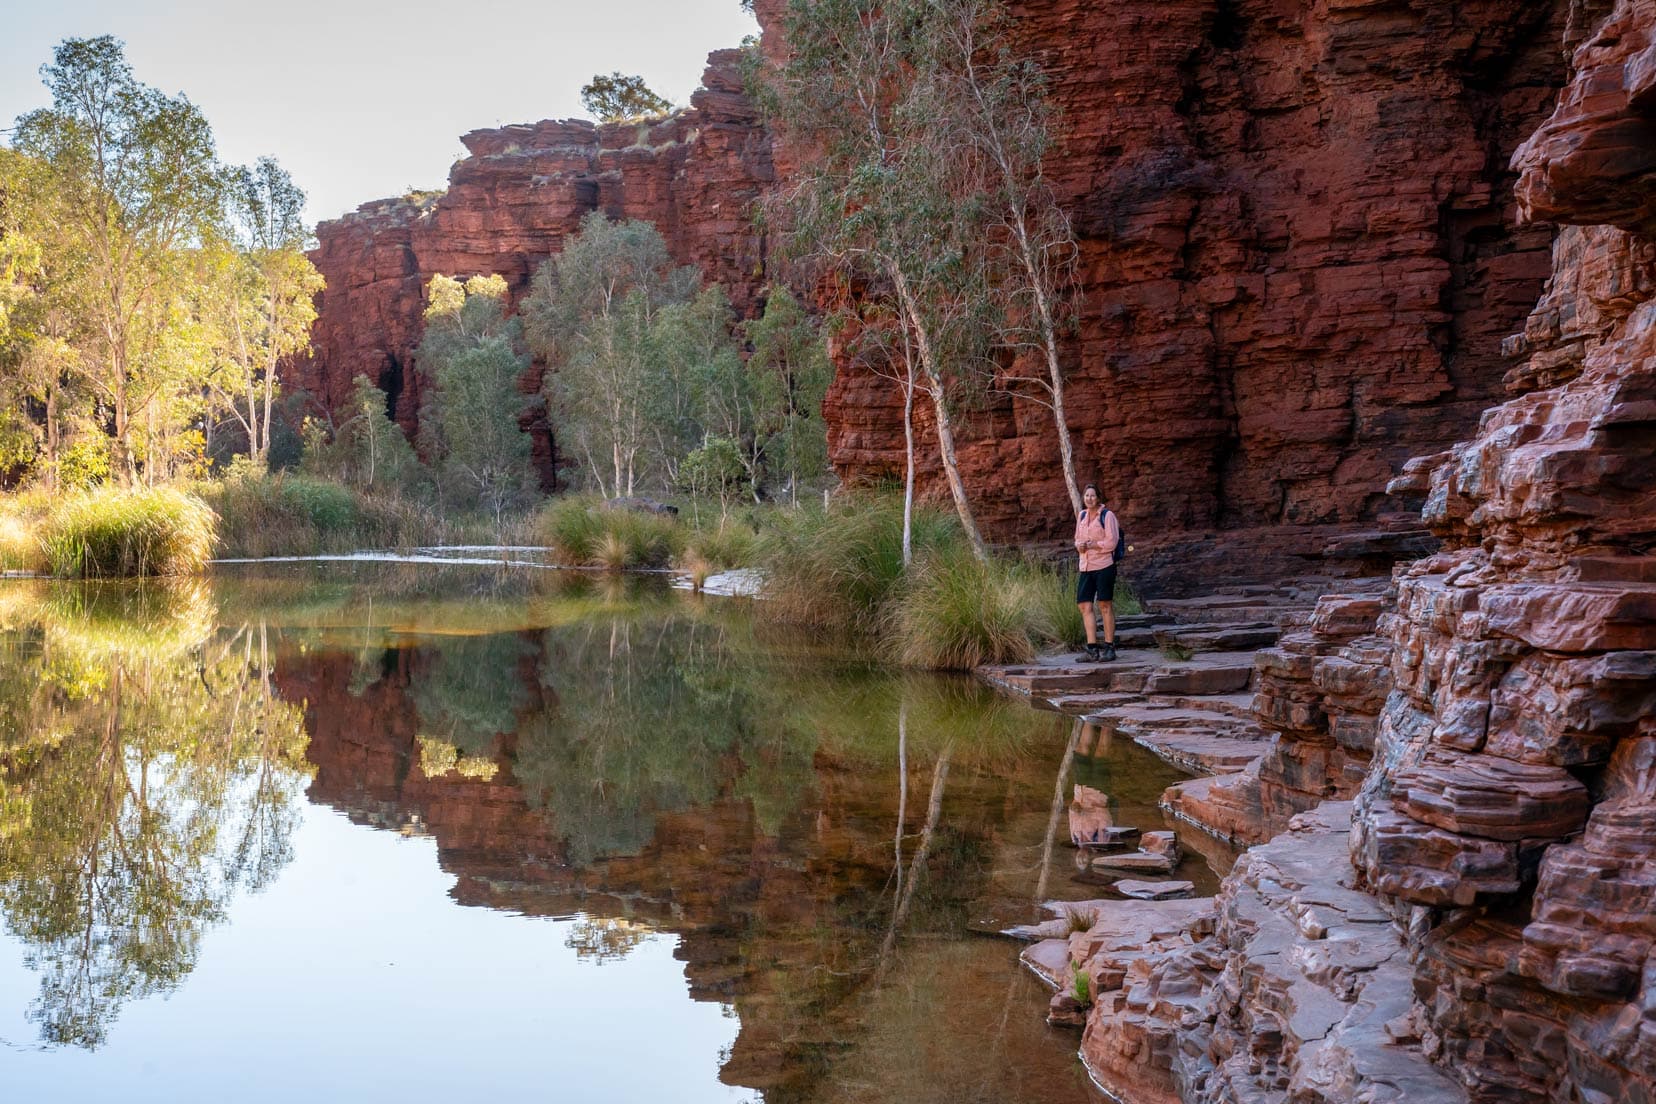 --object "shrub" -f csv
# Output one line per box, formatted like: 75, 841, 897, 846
40, 487, 217, 577
198, 472, 426, 557
884, 550, 1053, 669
